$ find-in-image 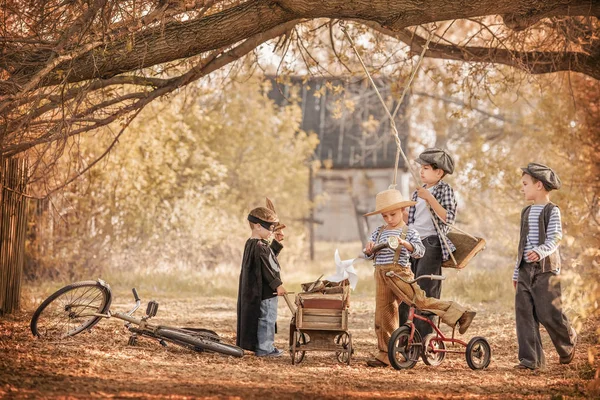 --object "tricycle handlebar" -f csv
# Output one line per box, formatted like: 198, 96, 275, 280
385, 271, 446, 284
